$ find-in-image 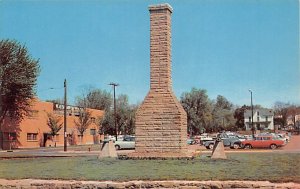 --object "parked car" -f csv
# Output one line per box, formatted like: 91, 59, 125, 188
204, 133, 243, 149
244, 135, 254, 140
187, 138, 194, 145
276, 133, 290, 143
241, 135, 285, 149
103, 135, 115, 142
114, 136, 135, 150
192, 135, 201, 144
199, 135, 214, 145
